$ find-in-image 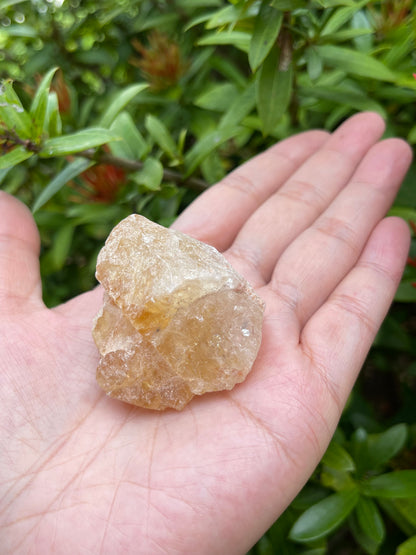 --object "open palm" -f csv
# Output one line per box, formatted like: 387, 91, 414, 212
0, 113, 412, 554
